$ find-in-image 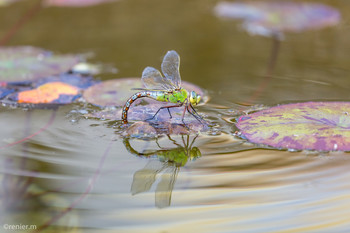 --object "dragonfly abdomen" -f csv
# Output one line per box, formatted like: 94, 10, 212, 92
122, 91, 152, 124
